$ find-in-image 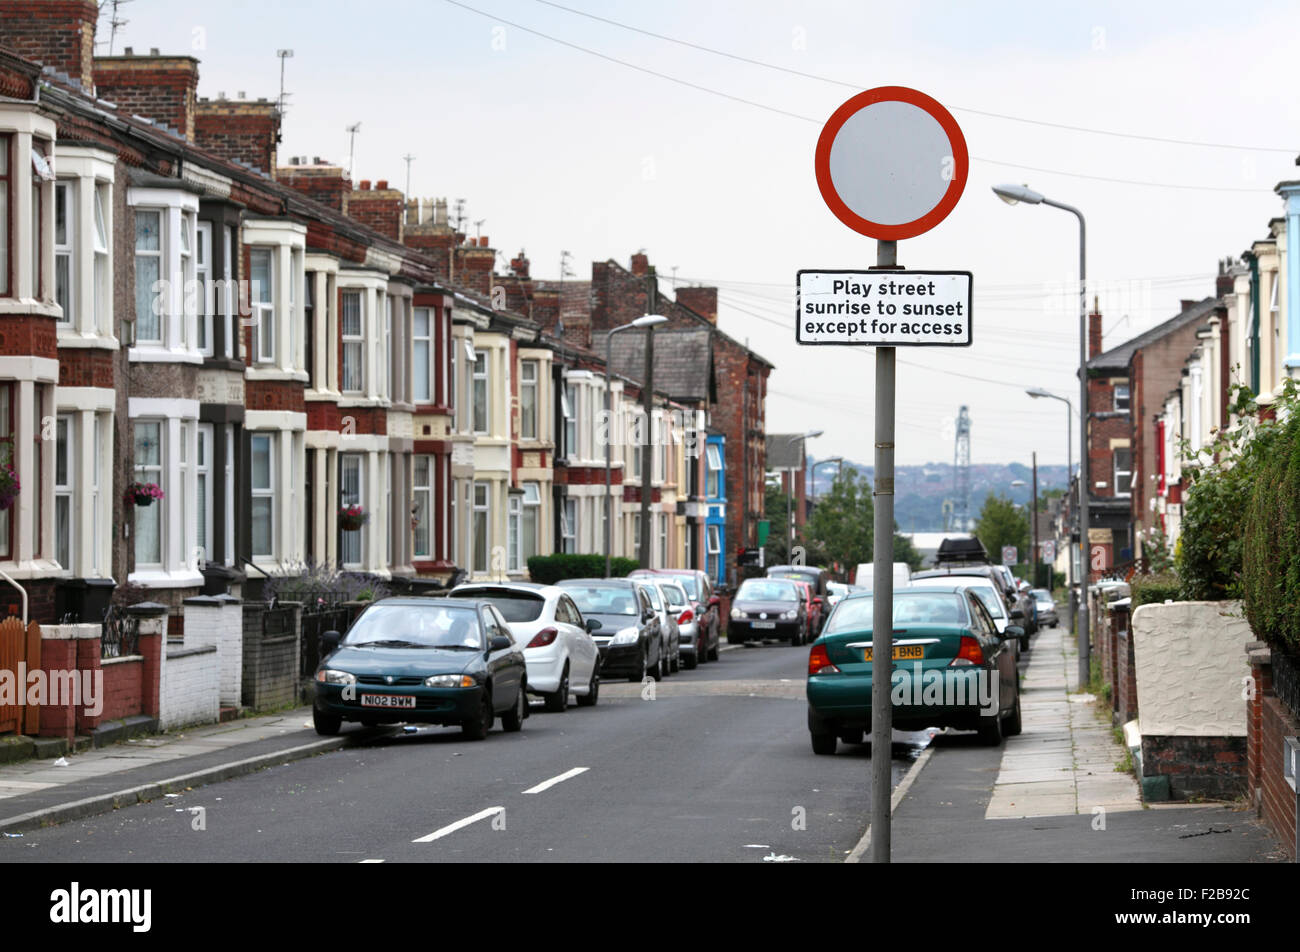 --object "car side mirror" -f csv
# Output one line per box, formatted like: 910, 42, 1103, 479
708, 595, 720, 607
812, 597, 823, 606
1004, 625, 1025, 640
321, 630, 341, 655
585, 618, 601, 633
489, 635, 512, 652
